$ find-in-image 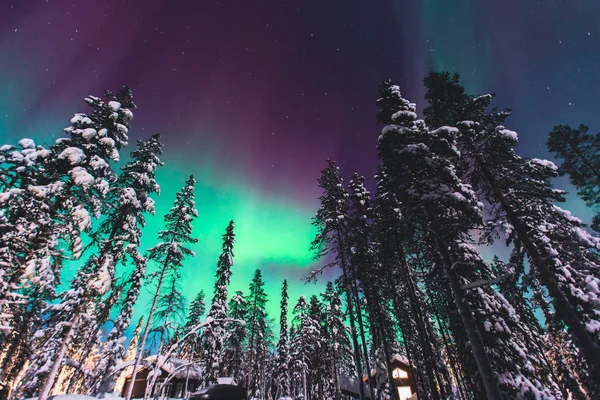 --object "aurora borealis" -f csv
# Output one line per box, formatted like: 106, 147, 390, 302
1, 0, 599, 333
